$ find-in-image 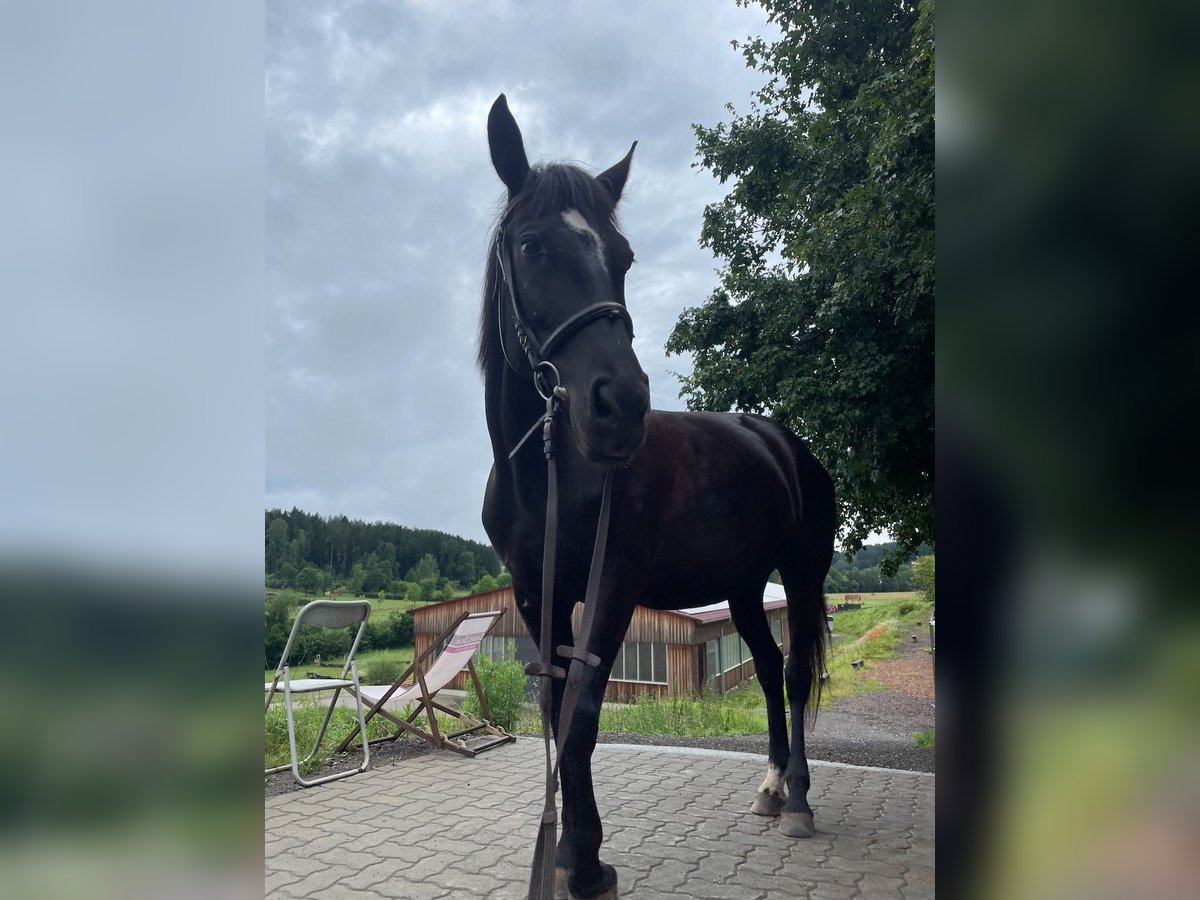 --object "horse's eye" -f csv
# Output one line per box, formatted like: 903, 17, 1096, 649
520, 239, 541, 257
